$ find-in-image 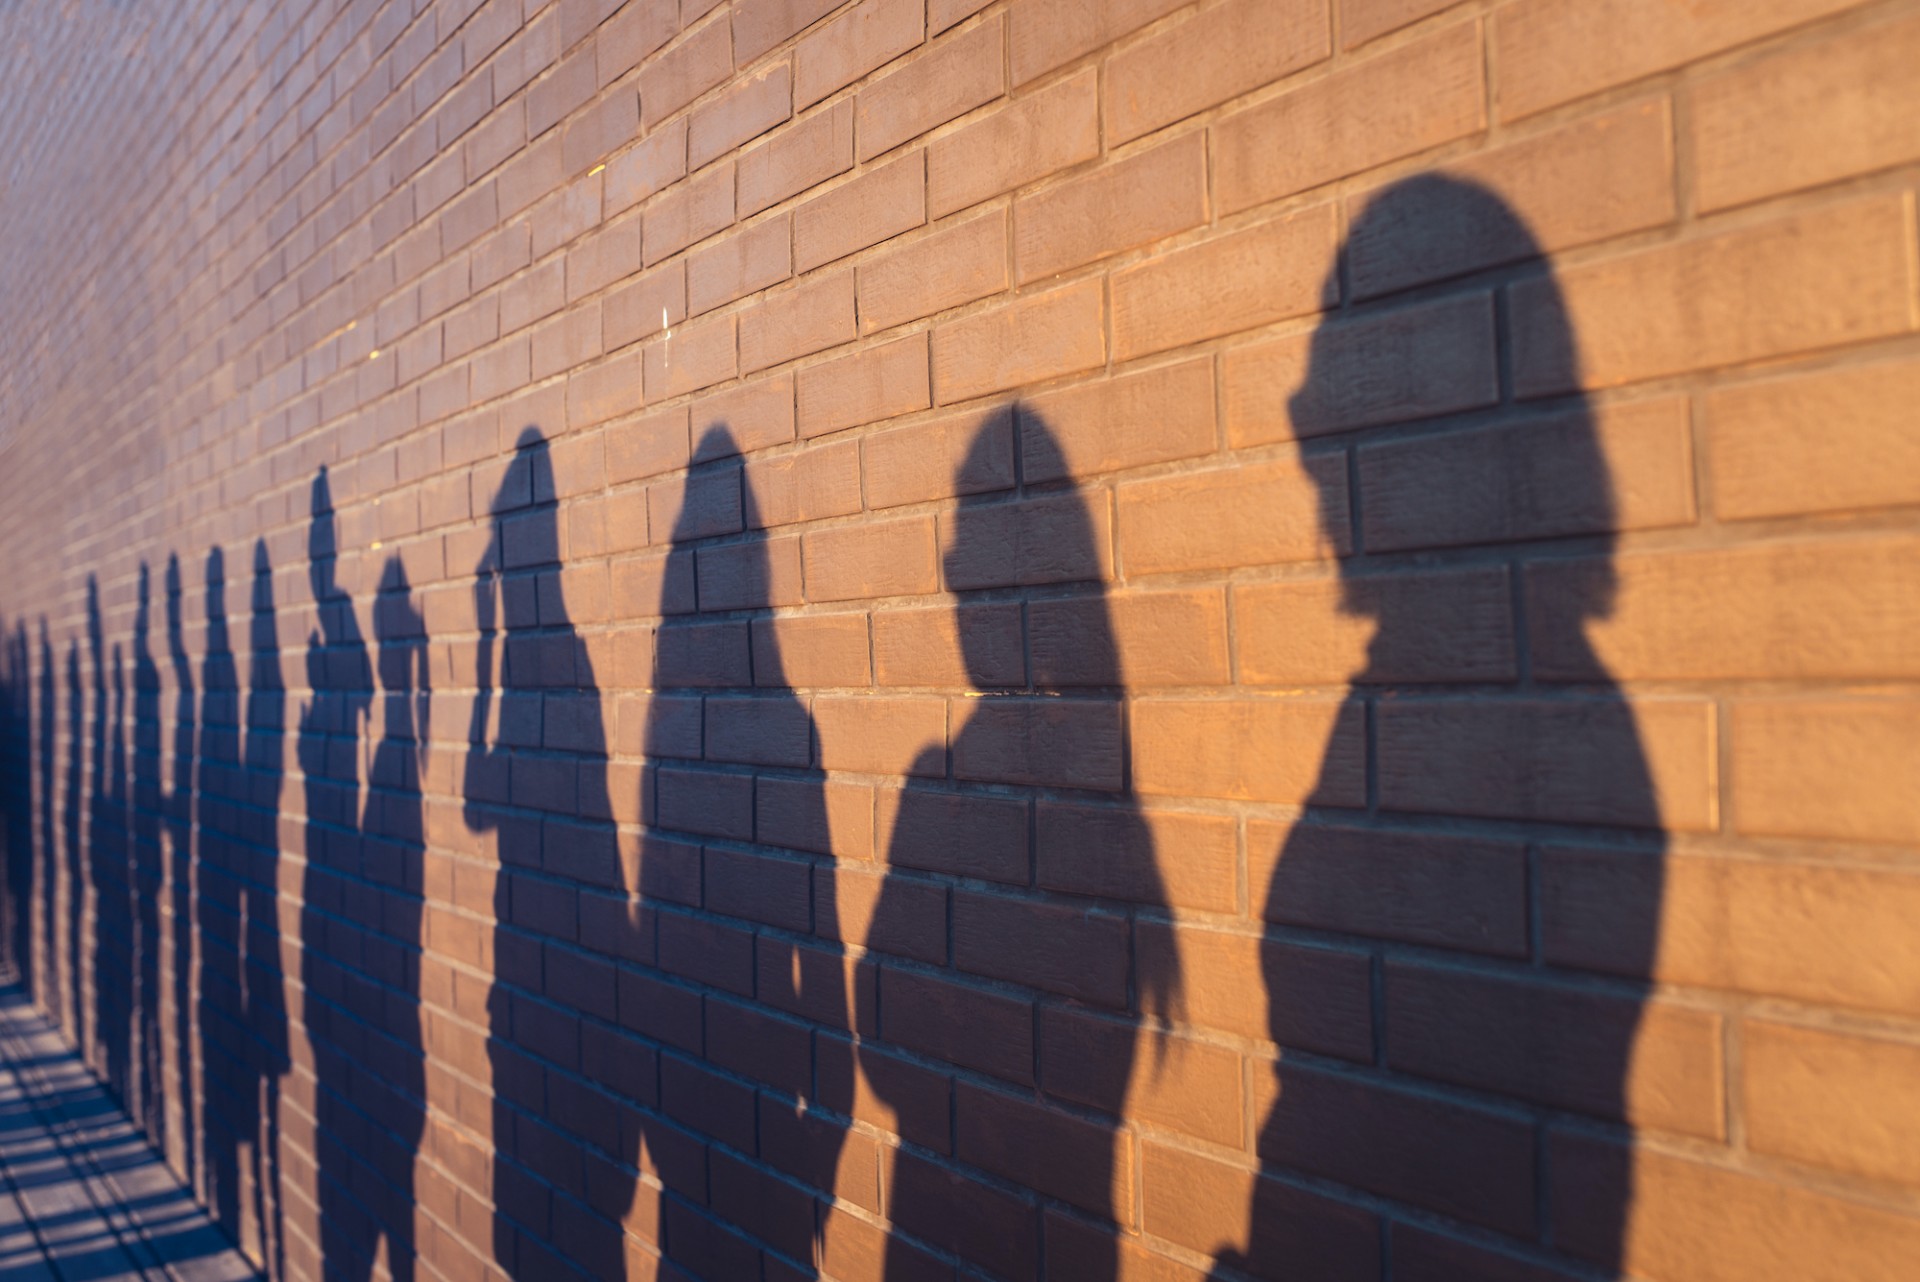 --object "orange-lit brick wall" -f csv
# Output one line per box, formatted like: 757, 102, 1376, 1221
2, 2, 1919, 1280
